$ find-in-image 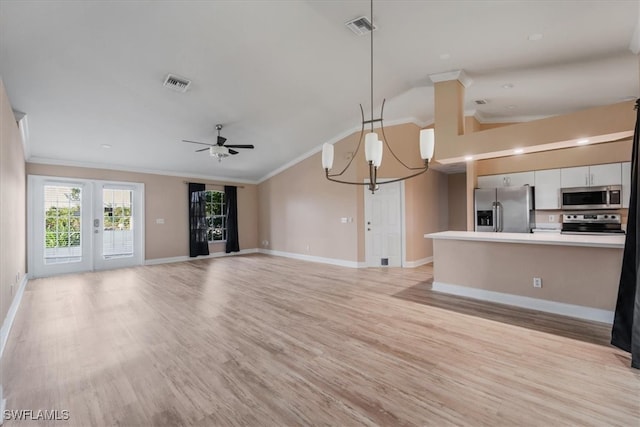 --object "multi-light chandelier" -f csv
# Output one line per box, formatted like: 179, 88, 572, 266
321, 0, 435, 193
